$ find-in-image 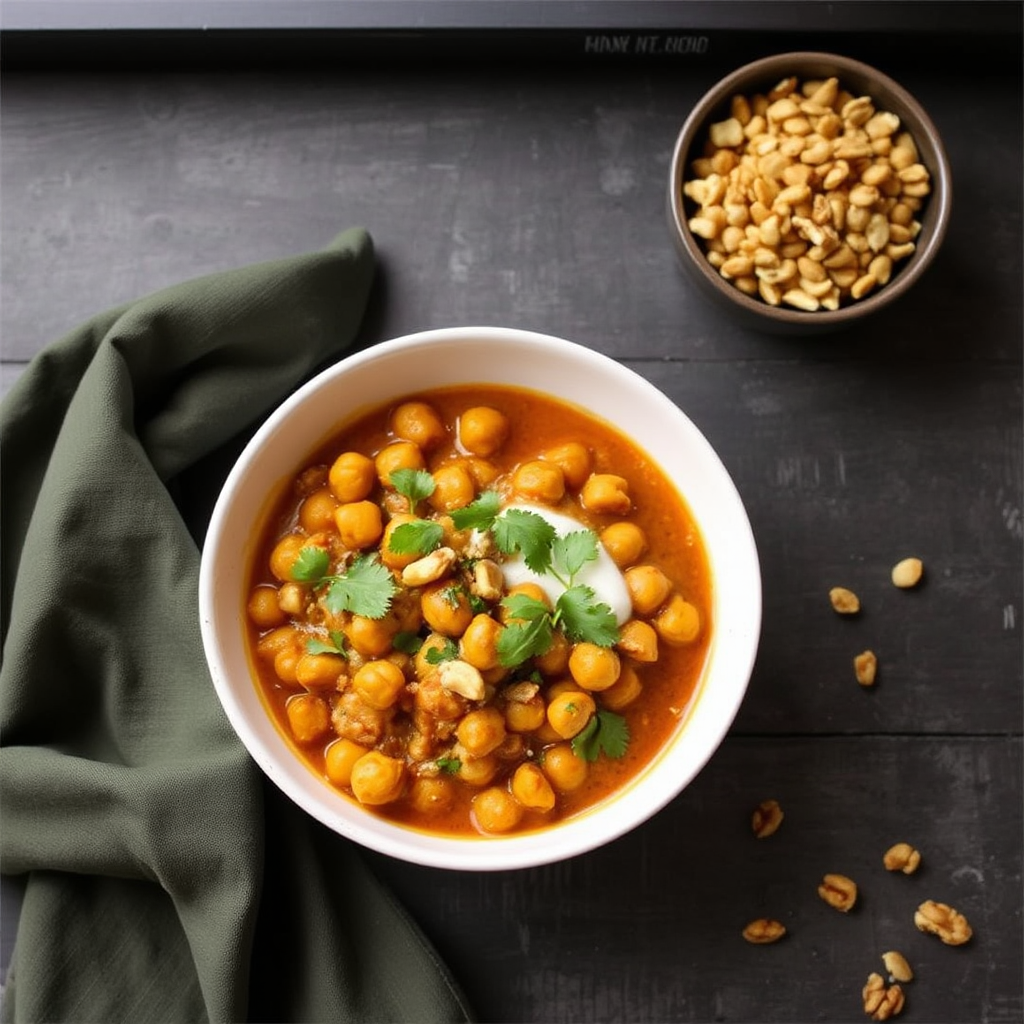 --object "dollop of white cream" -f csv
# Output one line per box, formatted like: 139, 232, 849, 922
498, 503, 632, 625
